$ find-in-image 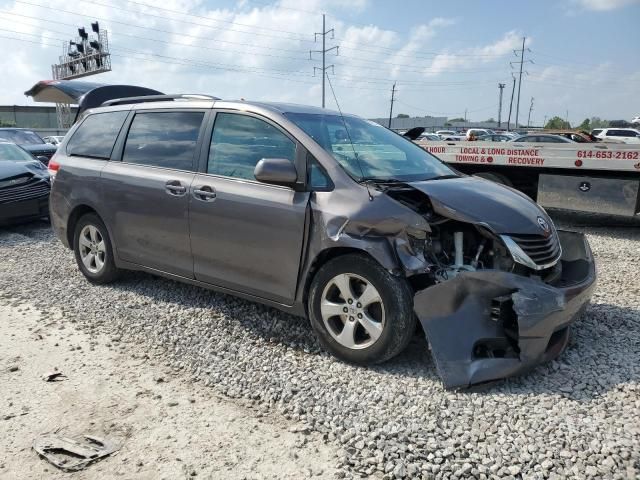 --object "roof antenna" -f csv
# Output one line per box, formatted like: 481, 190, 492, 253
325, 72, 373, 202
